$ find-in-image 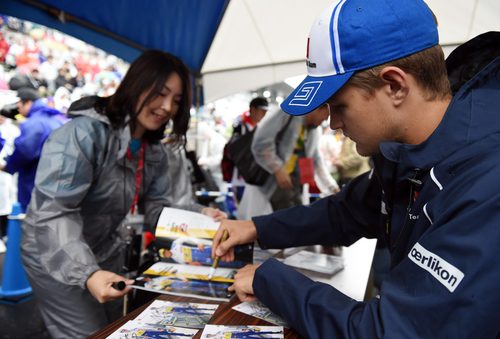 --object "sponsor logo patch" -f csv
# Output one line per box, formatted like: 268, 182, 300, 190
408, 243, 464, 292
288, 81, 322, 107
